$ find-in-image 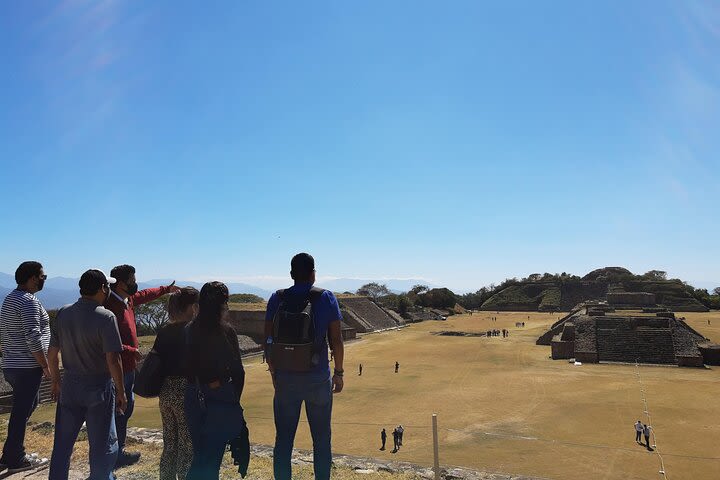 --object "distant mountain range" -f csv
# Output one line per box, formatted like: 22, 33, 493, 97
0, 273, 435, 309
0, 274, 273, 309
